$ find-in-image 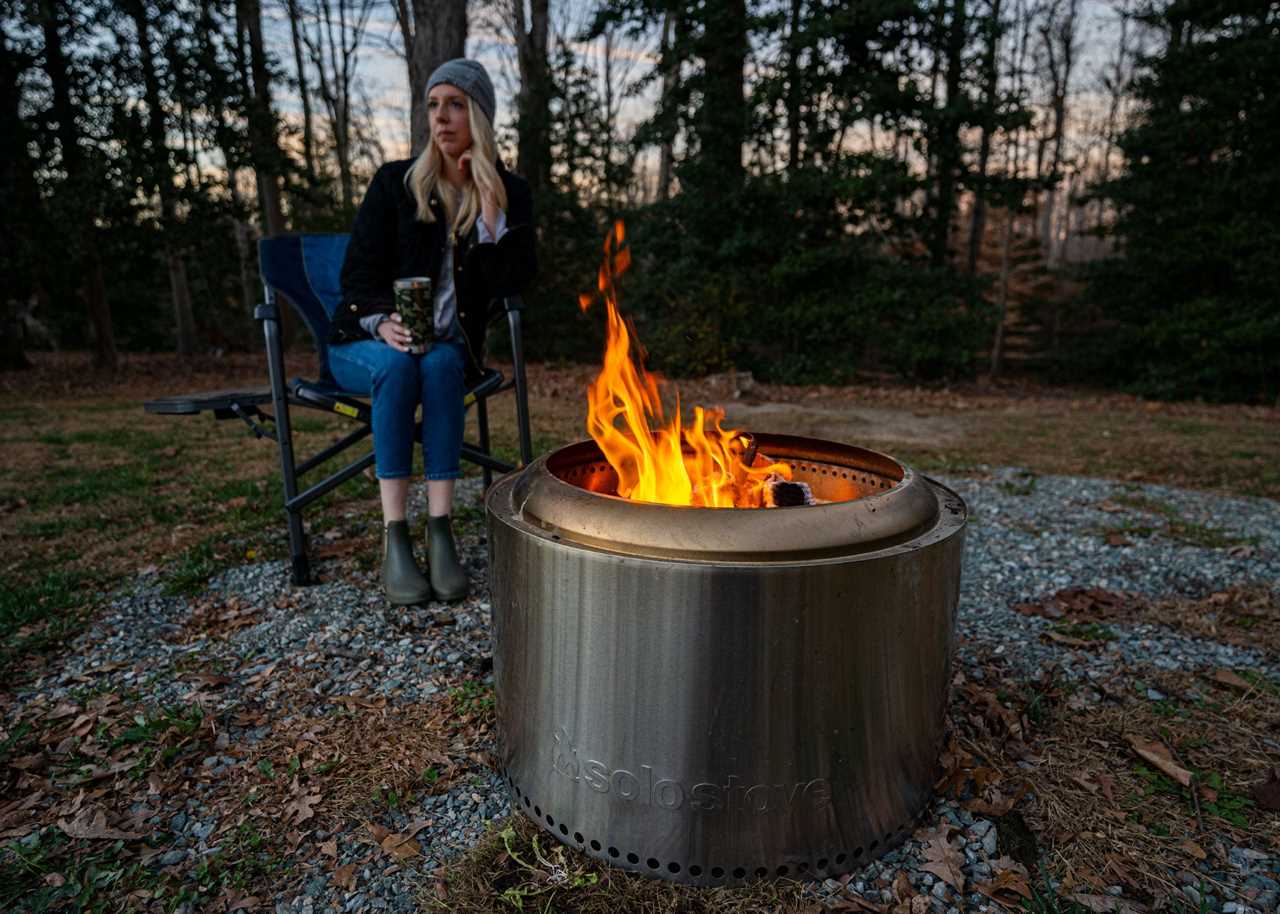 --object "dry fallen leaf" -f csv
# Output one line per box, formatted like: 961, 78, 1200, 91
332, 863, 358, 891
1252, 768, 1280, 812
379, 832, 421, 862
891, 870, 915, 903
283, 792, 322, 825
1125, 734, 1192, 787
56, 807, 144, 841
320, 839, 338, 858
974, 867, 1032, 905
1209, 668, 1255, 692
918, 824, 965, 890
1179, 839, 1207, 860
1043, 630, 1098, 649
